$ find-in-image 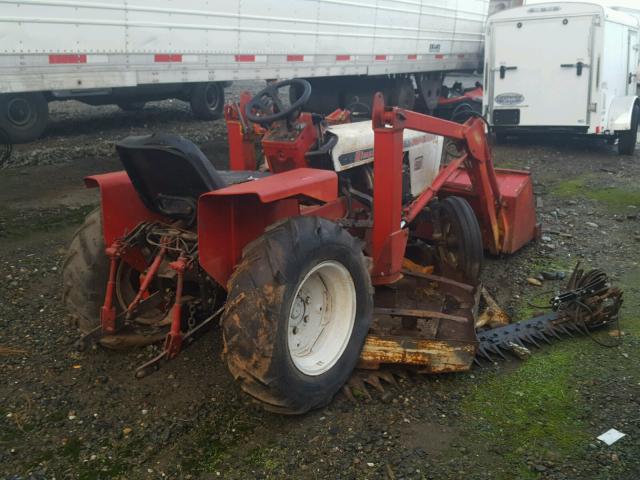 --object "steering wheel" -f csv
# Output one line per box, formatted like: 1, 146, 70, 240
245, 79, 312, 125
